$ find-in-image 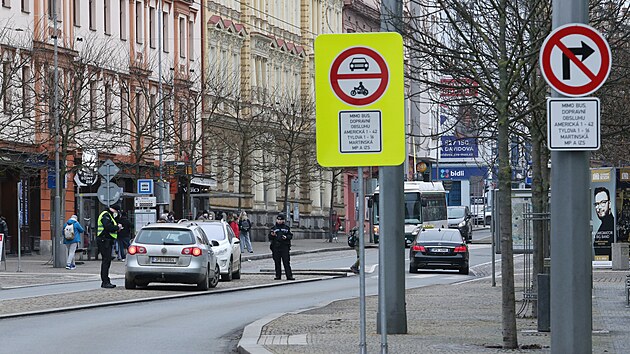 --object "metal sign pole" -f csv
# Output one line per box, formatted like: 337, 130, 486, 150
358, 167, 367, 354
550, 1, 592, 352
17, 181, 22, 272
